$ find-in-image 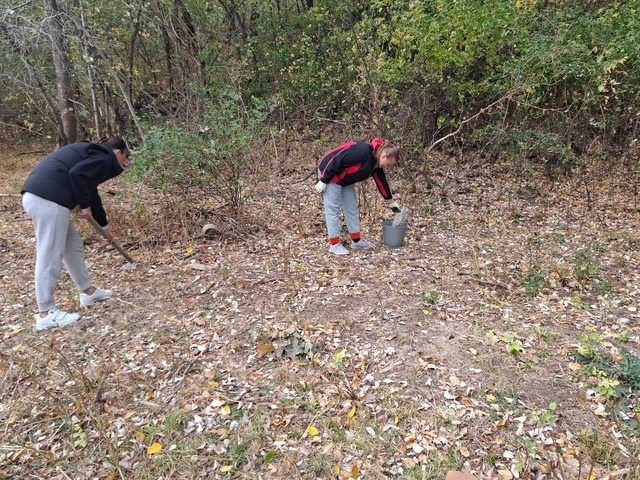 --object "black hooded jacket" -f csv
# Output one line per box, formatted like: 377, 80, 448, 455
21, 142, 124, 227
